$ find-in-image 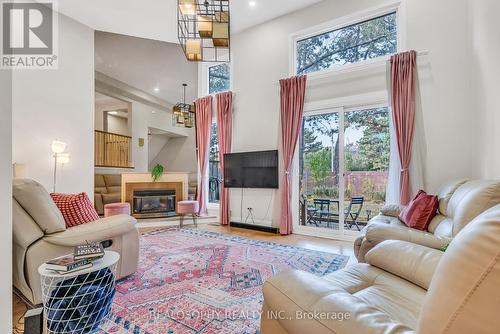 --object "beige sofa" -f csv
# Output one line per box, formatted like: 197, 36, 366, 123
354, 179, 500, 261
94, 174, 122, 215
261, 204, 500, 334
13, 178, 139, 305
